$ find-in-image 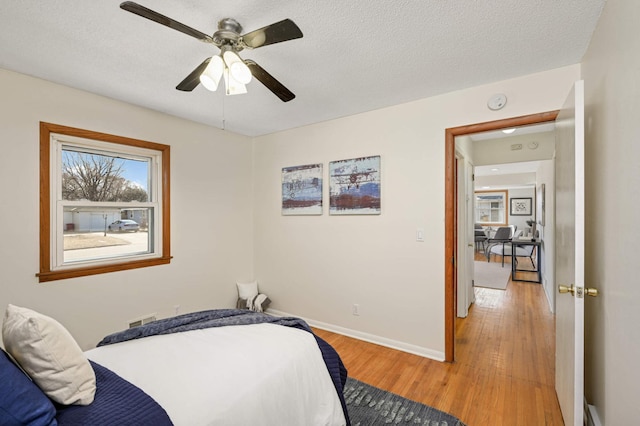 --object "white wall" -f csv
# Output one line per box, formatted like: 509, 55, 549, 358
535, 160, 555, 312
0, 69, 254, 349
581, 0, 640, 423
475, 172, 536, 188
473, 131, 556, 165
253, 64, 580, 359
